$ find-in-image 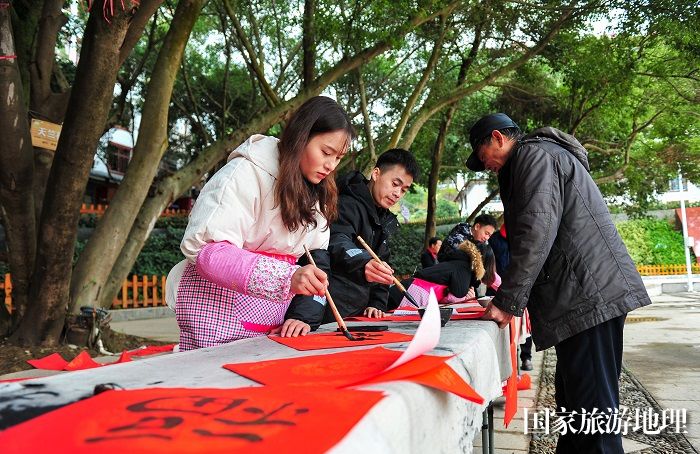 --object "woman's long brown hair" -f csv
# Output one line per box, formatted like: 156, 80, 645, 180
275, 96, 355, 232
